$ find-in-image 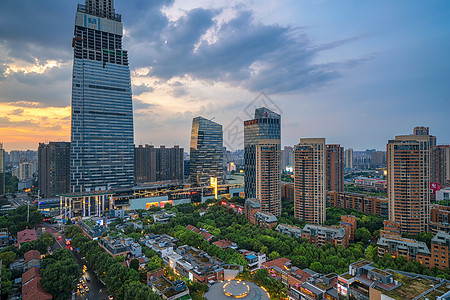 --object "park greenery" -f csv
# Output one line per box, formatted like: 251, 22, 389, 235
0, 205, 44, 235
281, 173, 294, 183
